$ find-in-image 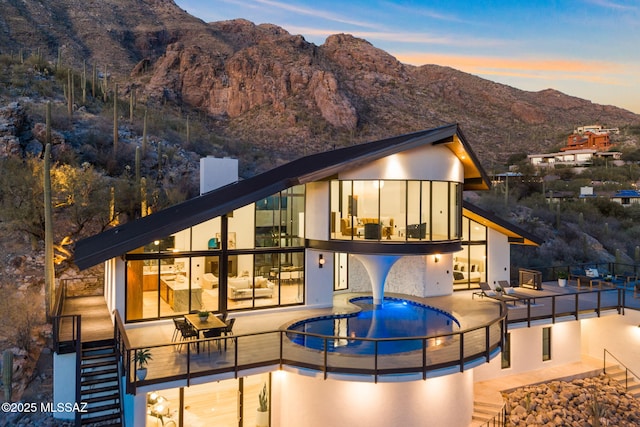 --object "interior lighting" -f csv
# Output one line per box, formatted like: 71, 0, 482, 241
319, 254, 325, 268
